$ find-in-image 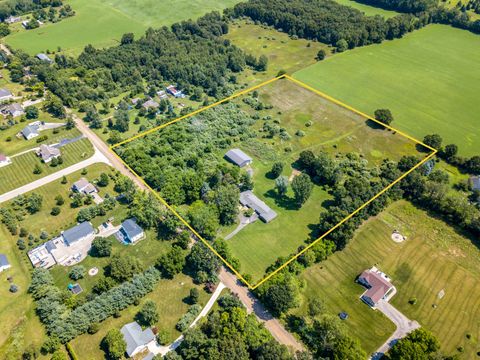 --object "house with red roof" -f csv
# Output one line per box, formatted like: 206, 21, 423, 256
357, 266, 396, 308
